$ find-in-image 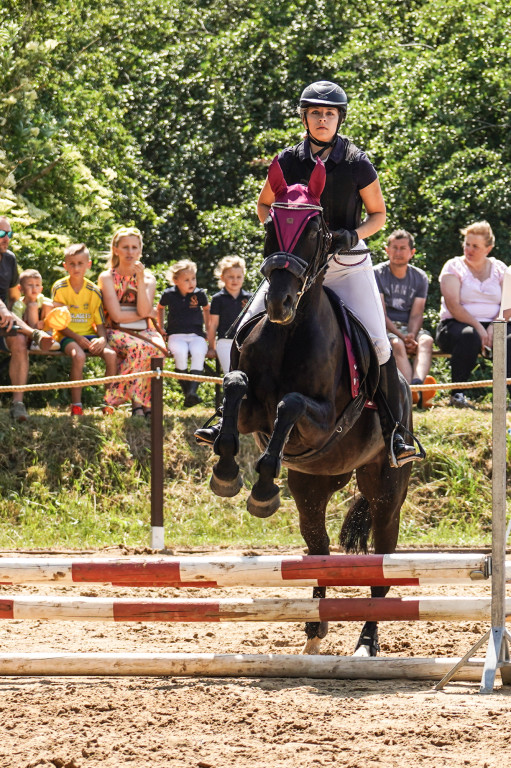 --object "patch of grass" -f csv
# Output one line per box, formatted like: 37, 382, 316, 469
0, 402, 508, 550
